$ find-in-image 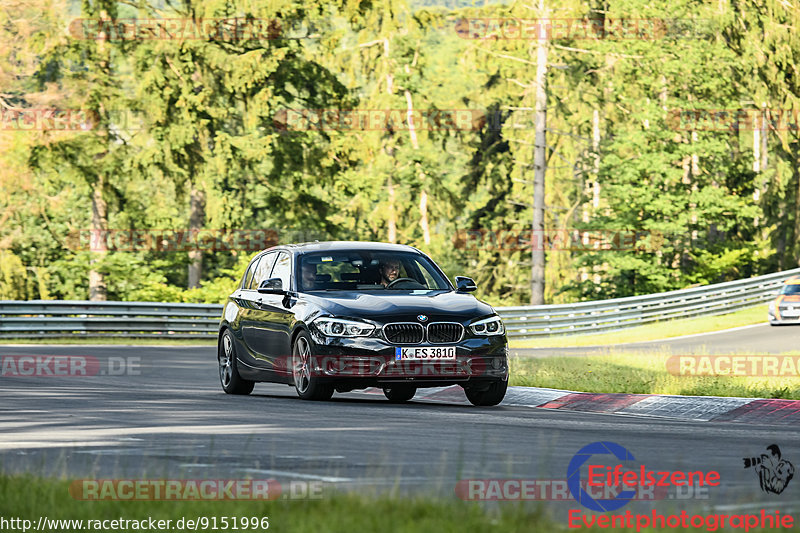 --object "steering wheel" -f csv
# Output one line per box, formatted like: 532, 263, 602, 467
385, 277, 424, 289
